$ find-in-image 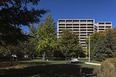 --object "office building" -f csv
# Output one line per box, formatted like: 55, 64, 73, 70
57, 19, 112, 47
